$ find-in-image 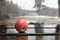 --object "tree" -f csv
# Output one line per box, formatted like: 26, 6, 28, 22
58, 0, 60, 17
34, 0, 44, 15
0, 0, 6, 20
